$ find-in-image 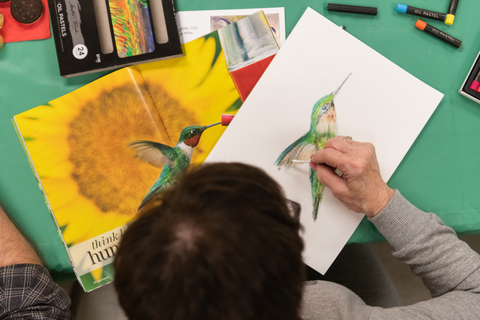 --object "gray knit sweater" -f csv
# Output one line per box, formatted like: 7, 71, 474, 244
301, 190, 480, 319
